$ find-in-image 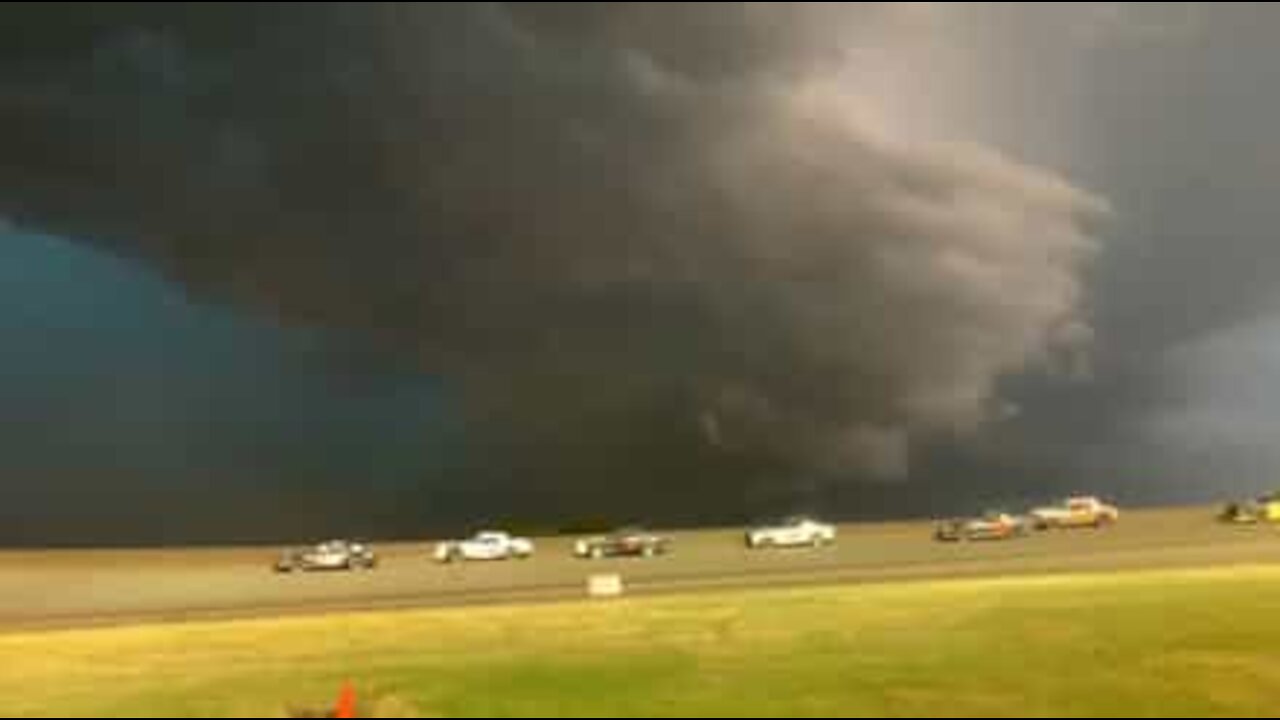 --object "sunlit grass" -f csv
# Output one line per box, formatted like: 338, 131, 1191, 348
5, 567, 1280, 717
